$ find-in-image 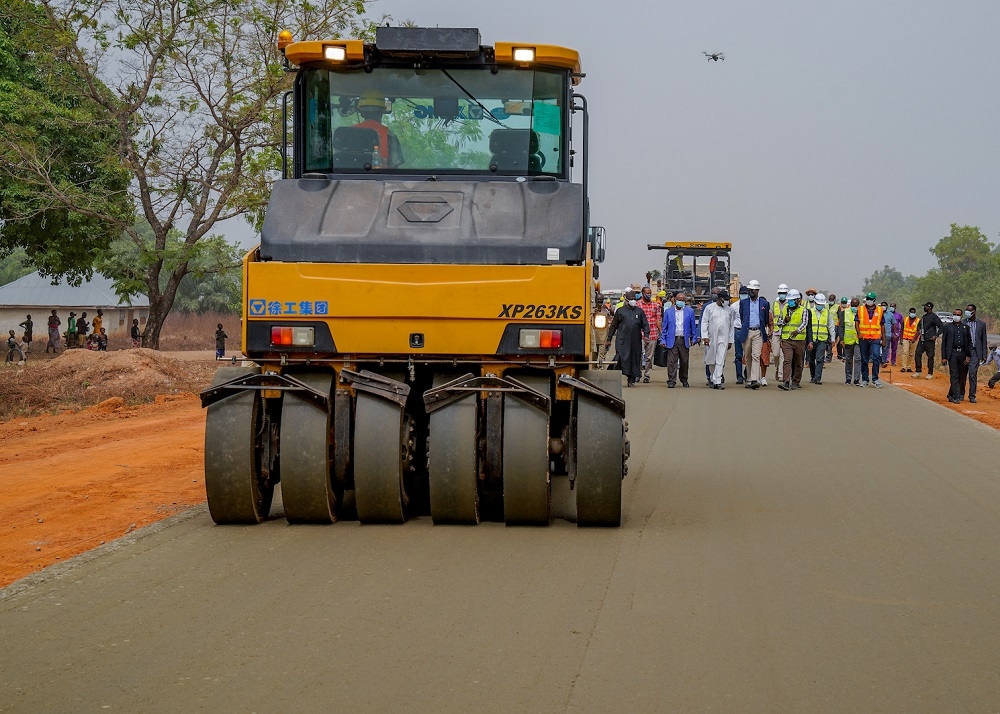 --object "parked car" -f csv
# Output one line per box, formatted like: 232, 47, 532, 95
936, 311, 956, 325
